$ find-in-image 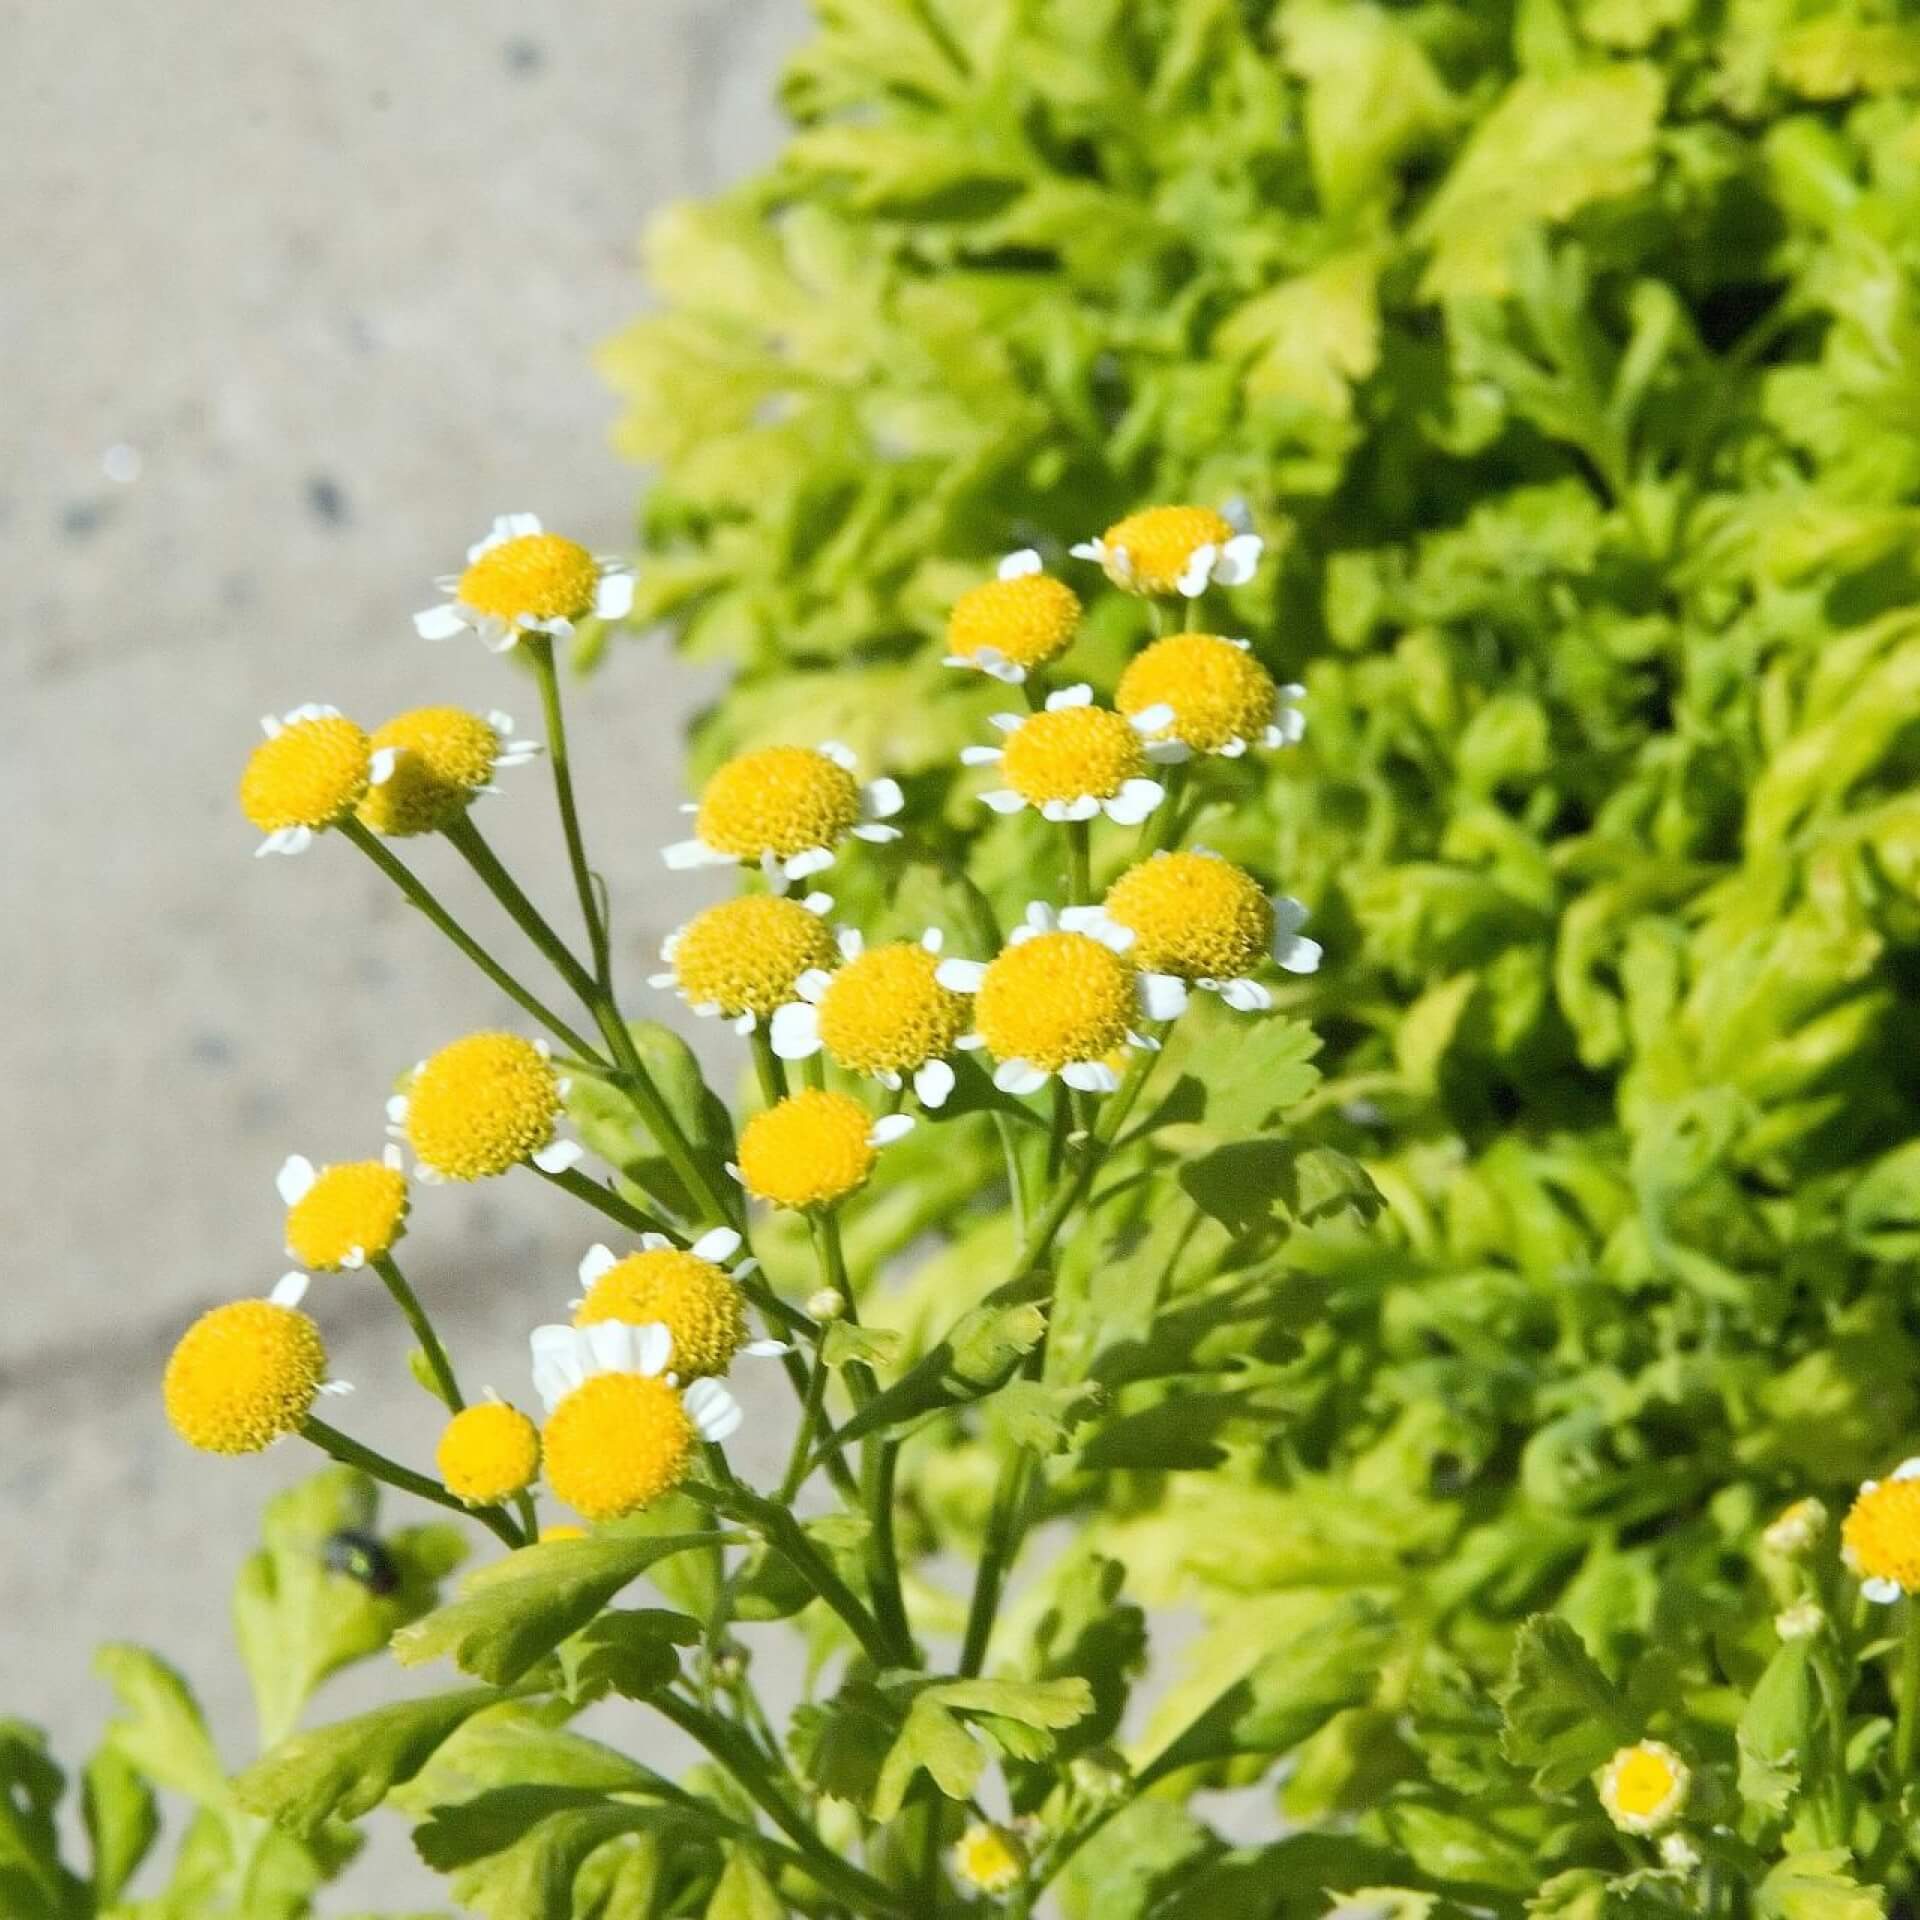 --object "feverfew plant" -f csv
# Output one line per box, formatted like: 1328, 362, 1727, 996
139, 510, 1354, 1919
